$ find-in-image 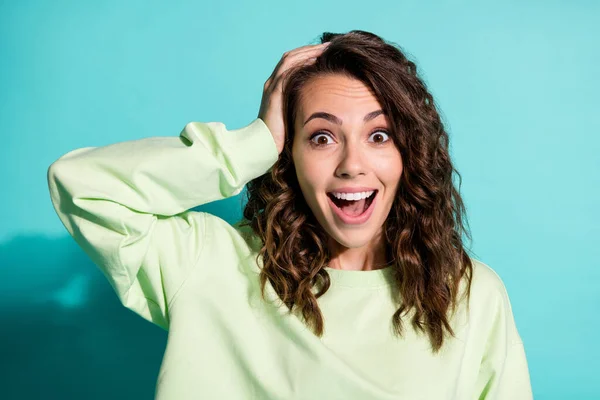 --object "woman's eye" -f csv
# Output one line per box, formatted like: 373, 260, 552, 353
310, 132, 334, 146
369, 130, 390, 144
